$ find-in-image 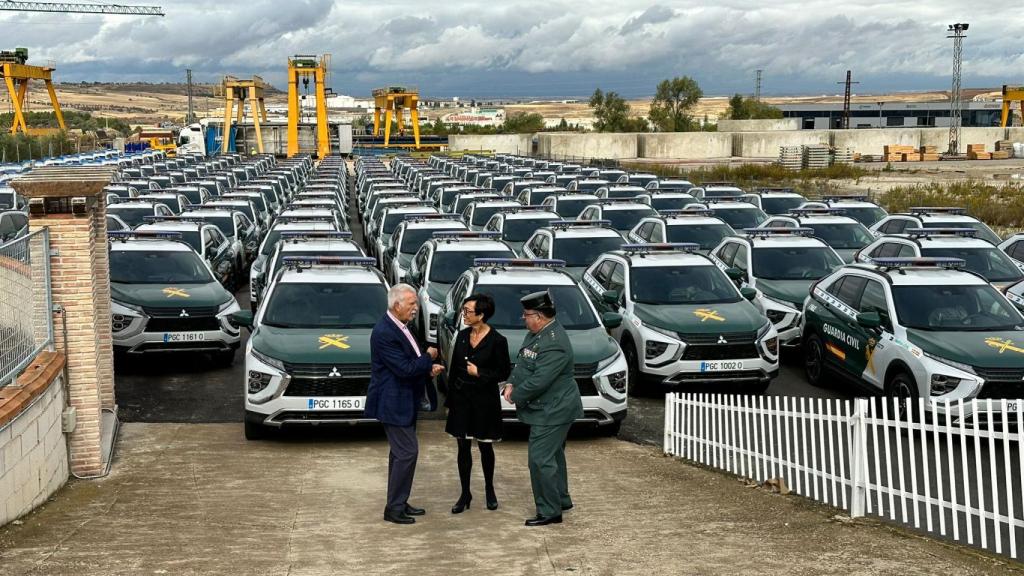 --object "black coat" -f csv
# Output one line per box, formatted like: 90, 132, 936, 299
444, 326, 511, 441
